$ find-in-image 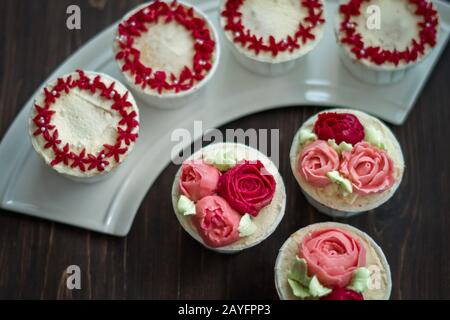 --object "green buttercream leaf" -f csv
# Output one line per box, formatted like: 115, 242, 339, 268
299, 128, 317, 145
177, 195, 196, 216
204, 148, 237, 171
238, 214, 257, 237
288, 279, 311, 299
327, 171, 353, 194
309, 275, 332, 297
365, 125, 385, 149
328, 139, 353, 154
287, 257, 311, 287
347, 267, 370, 293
